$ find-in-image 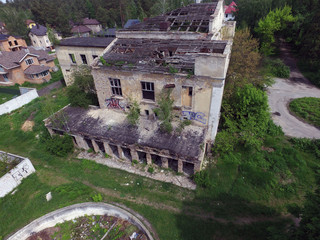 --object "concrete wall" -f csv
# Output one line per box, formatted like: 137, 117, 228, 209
8, 203, 155, 240
29, 33, 51, 49
92, 68, 222, 128
0, 151, 36, 198
0, 88, 38, 116
56, 45, 106, 86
